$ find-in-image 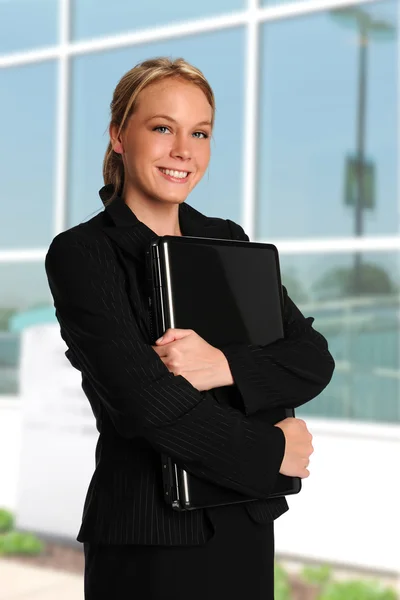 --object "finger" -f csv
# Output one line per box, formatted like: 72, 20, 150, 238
155, 328, 193, 344
151, 346, 169, 359
159, 357, 172, 370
